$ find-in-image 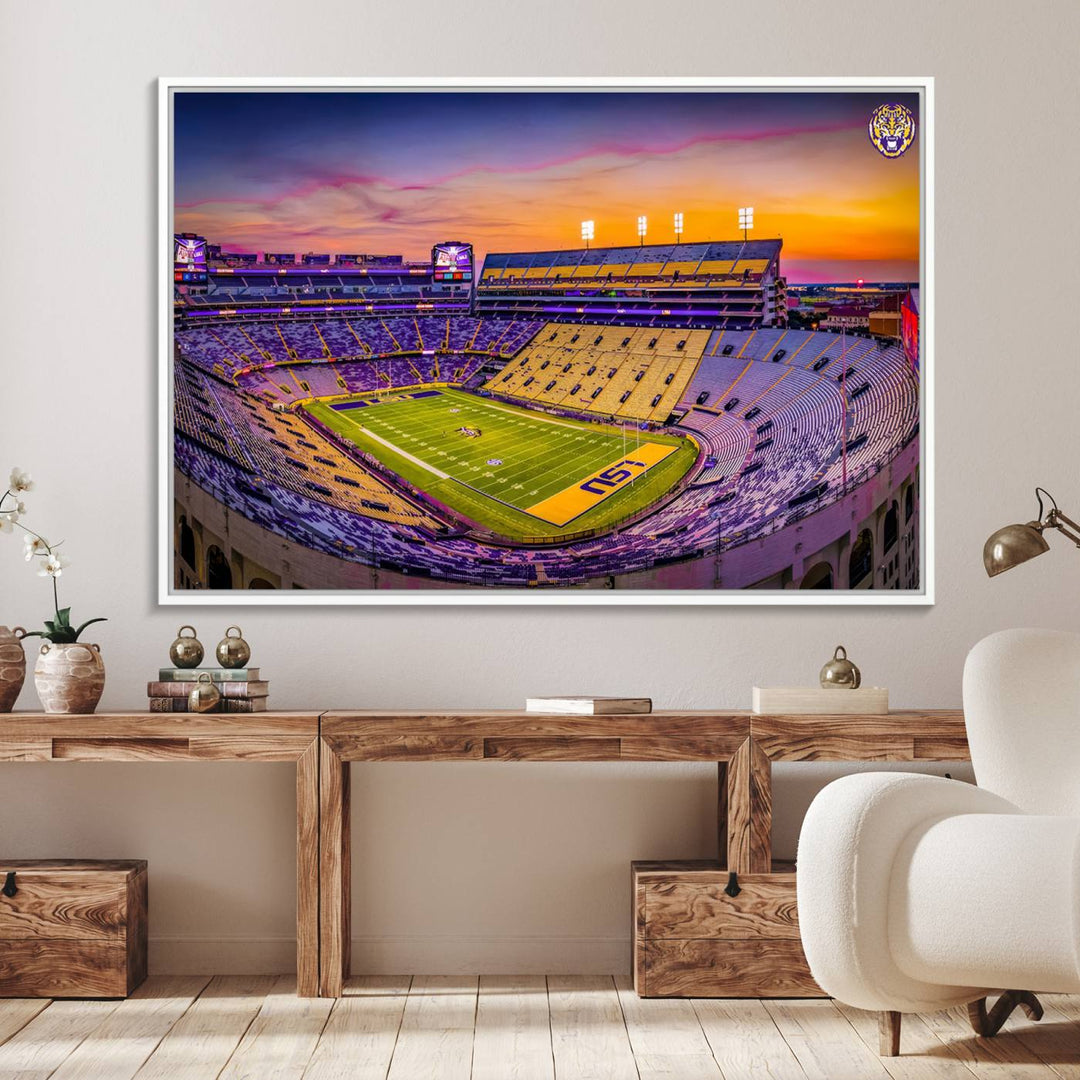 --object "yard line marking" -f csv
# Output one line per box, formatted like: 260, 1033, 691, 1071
345, 422, 450, 479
